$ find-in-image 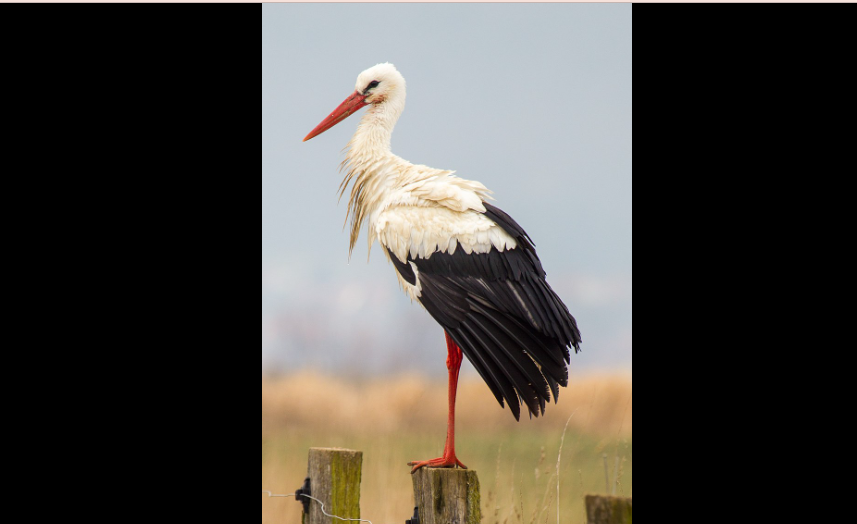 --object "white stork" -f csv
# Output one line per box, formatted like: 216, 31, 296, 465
303, 63, 581, 473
